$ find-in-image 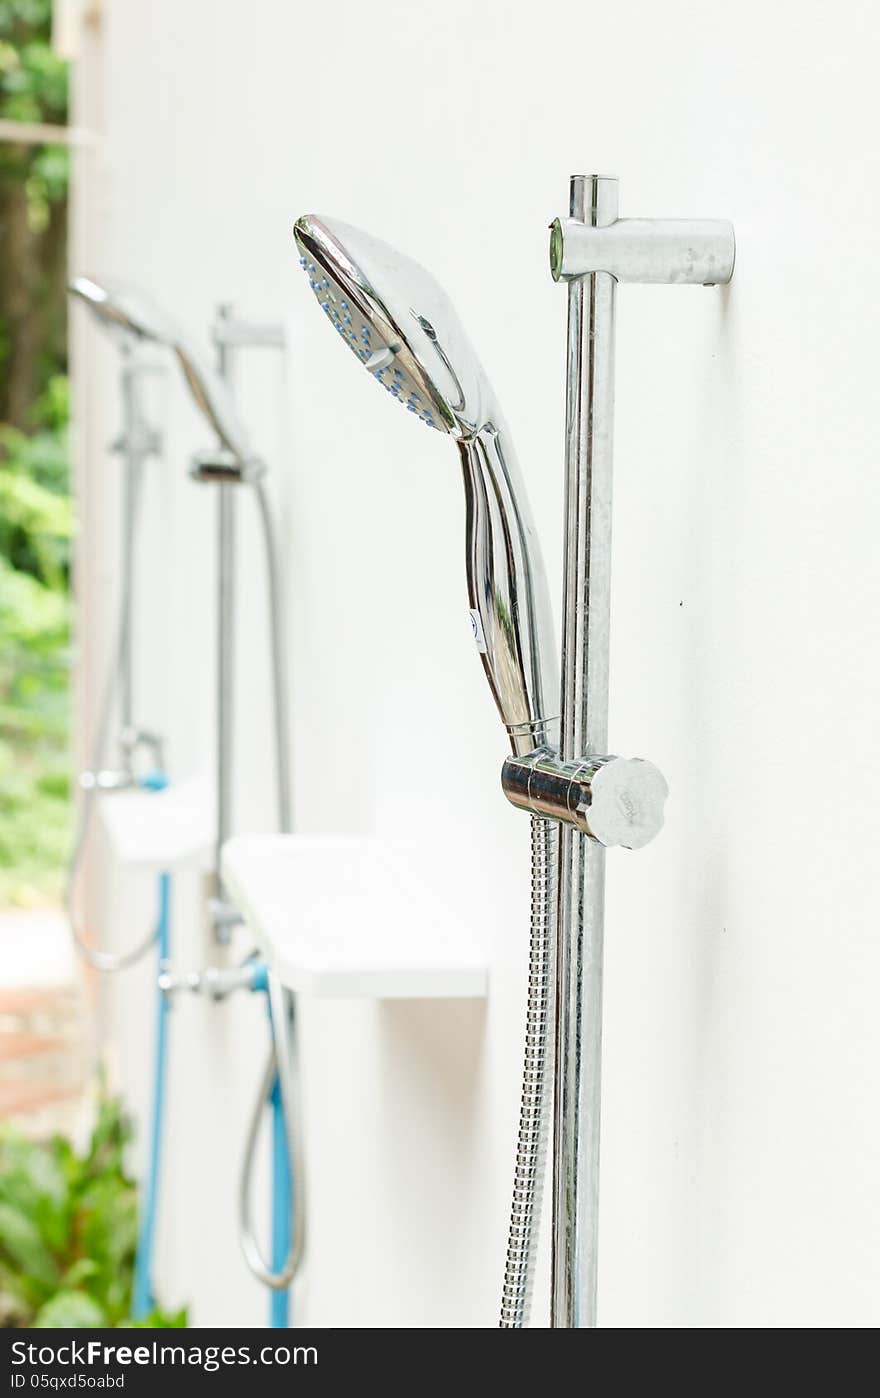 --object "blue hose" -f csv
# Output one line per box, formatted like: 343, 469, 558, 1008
269, 1072, 292, 1328
252, 961, 294, 1328
132, 771, 171, 1322
128, 856, 294, 1325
